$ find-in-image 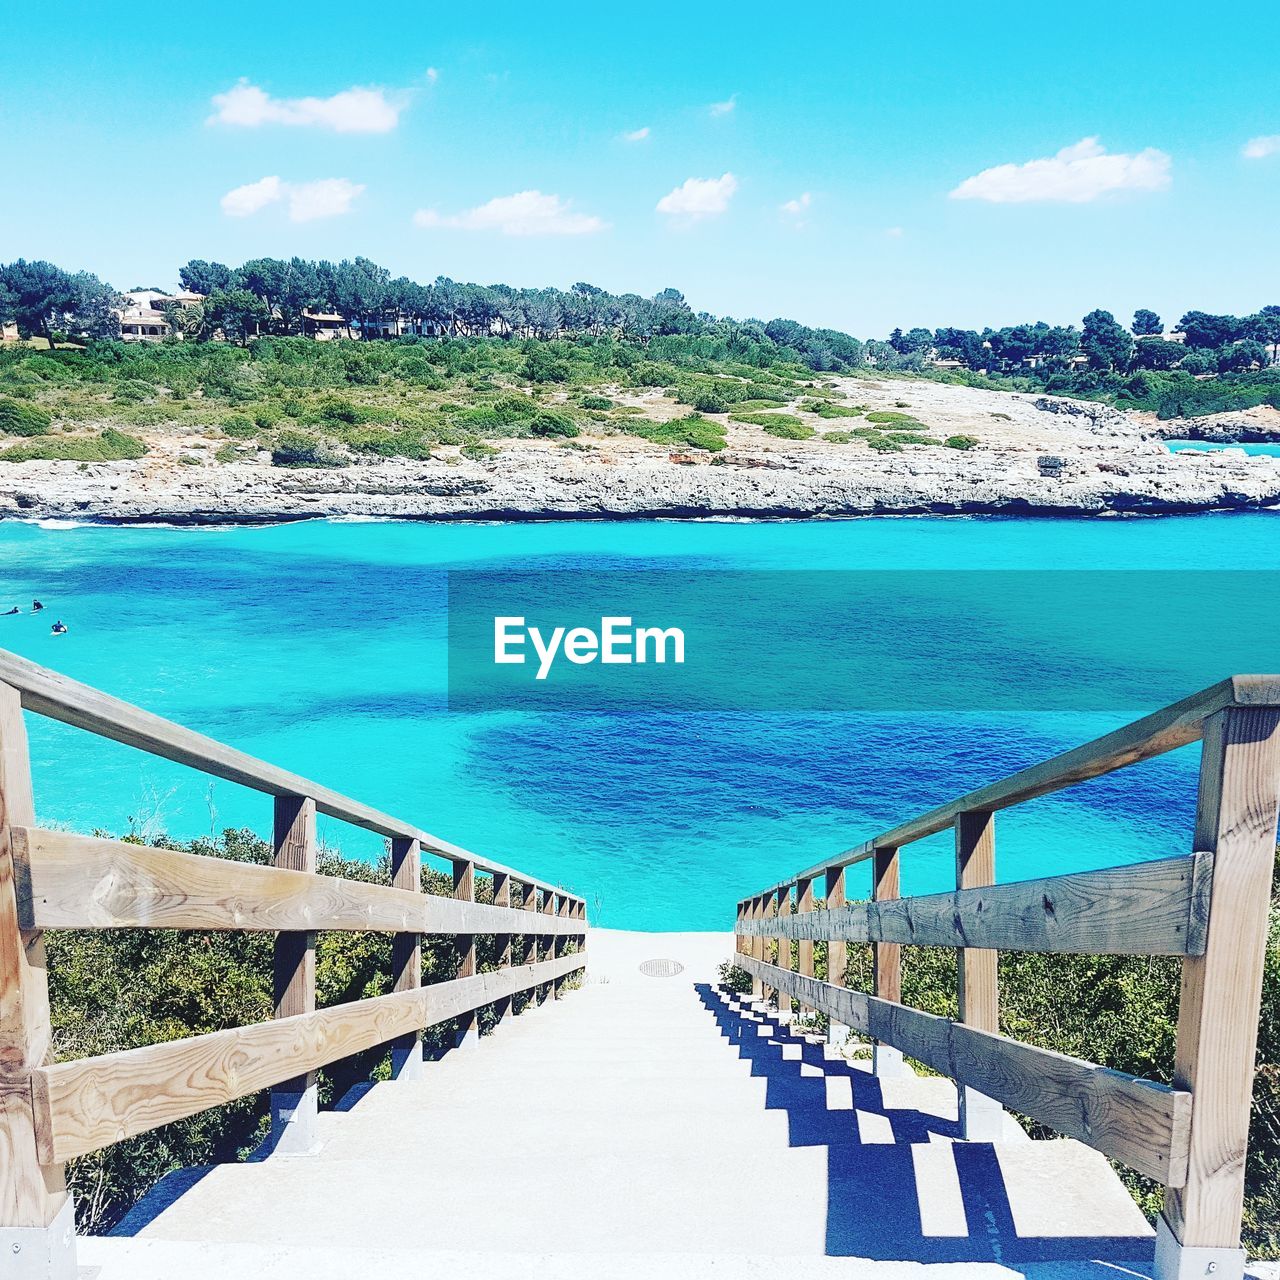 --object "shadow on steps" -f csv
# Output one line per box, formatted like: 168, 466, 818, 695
696, 983, 1156, 1271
